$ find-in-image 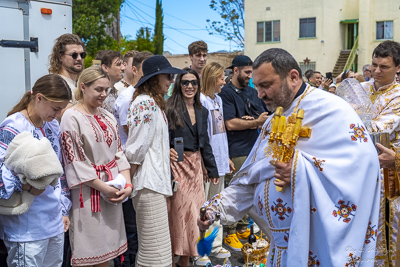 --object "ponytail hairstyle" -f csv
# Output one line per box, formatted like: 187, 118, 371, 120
8, 74, 72, 116
75, 66, 109, 101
